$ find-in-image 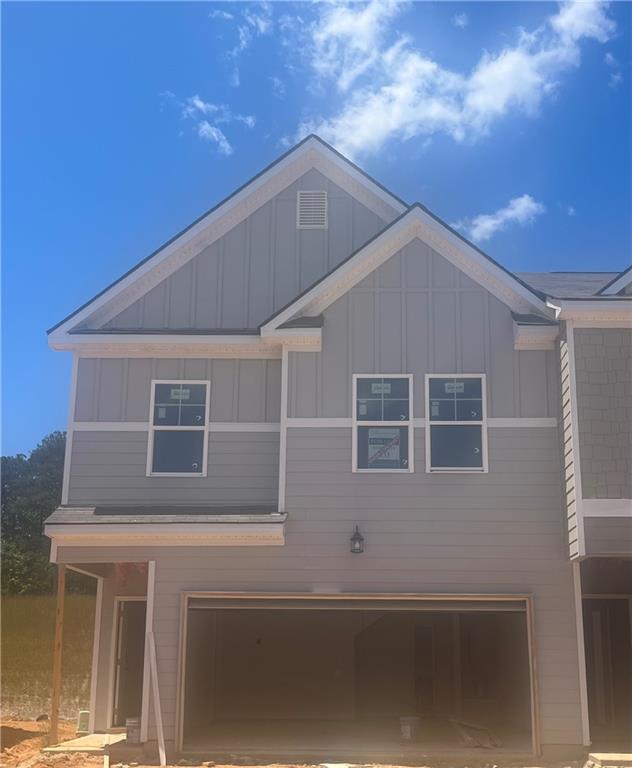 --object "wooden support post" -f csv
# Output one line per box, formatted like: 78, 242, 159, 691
452, 613, 462, 717
49, 564, 66, 745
